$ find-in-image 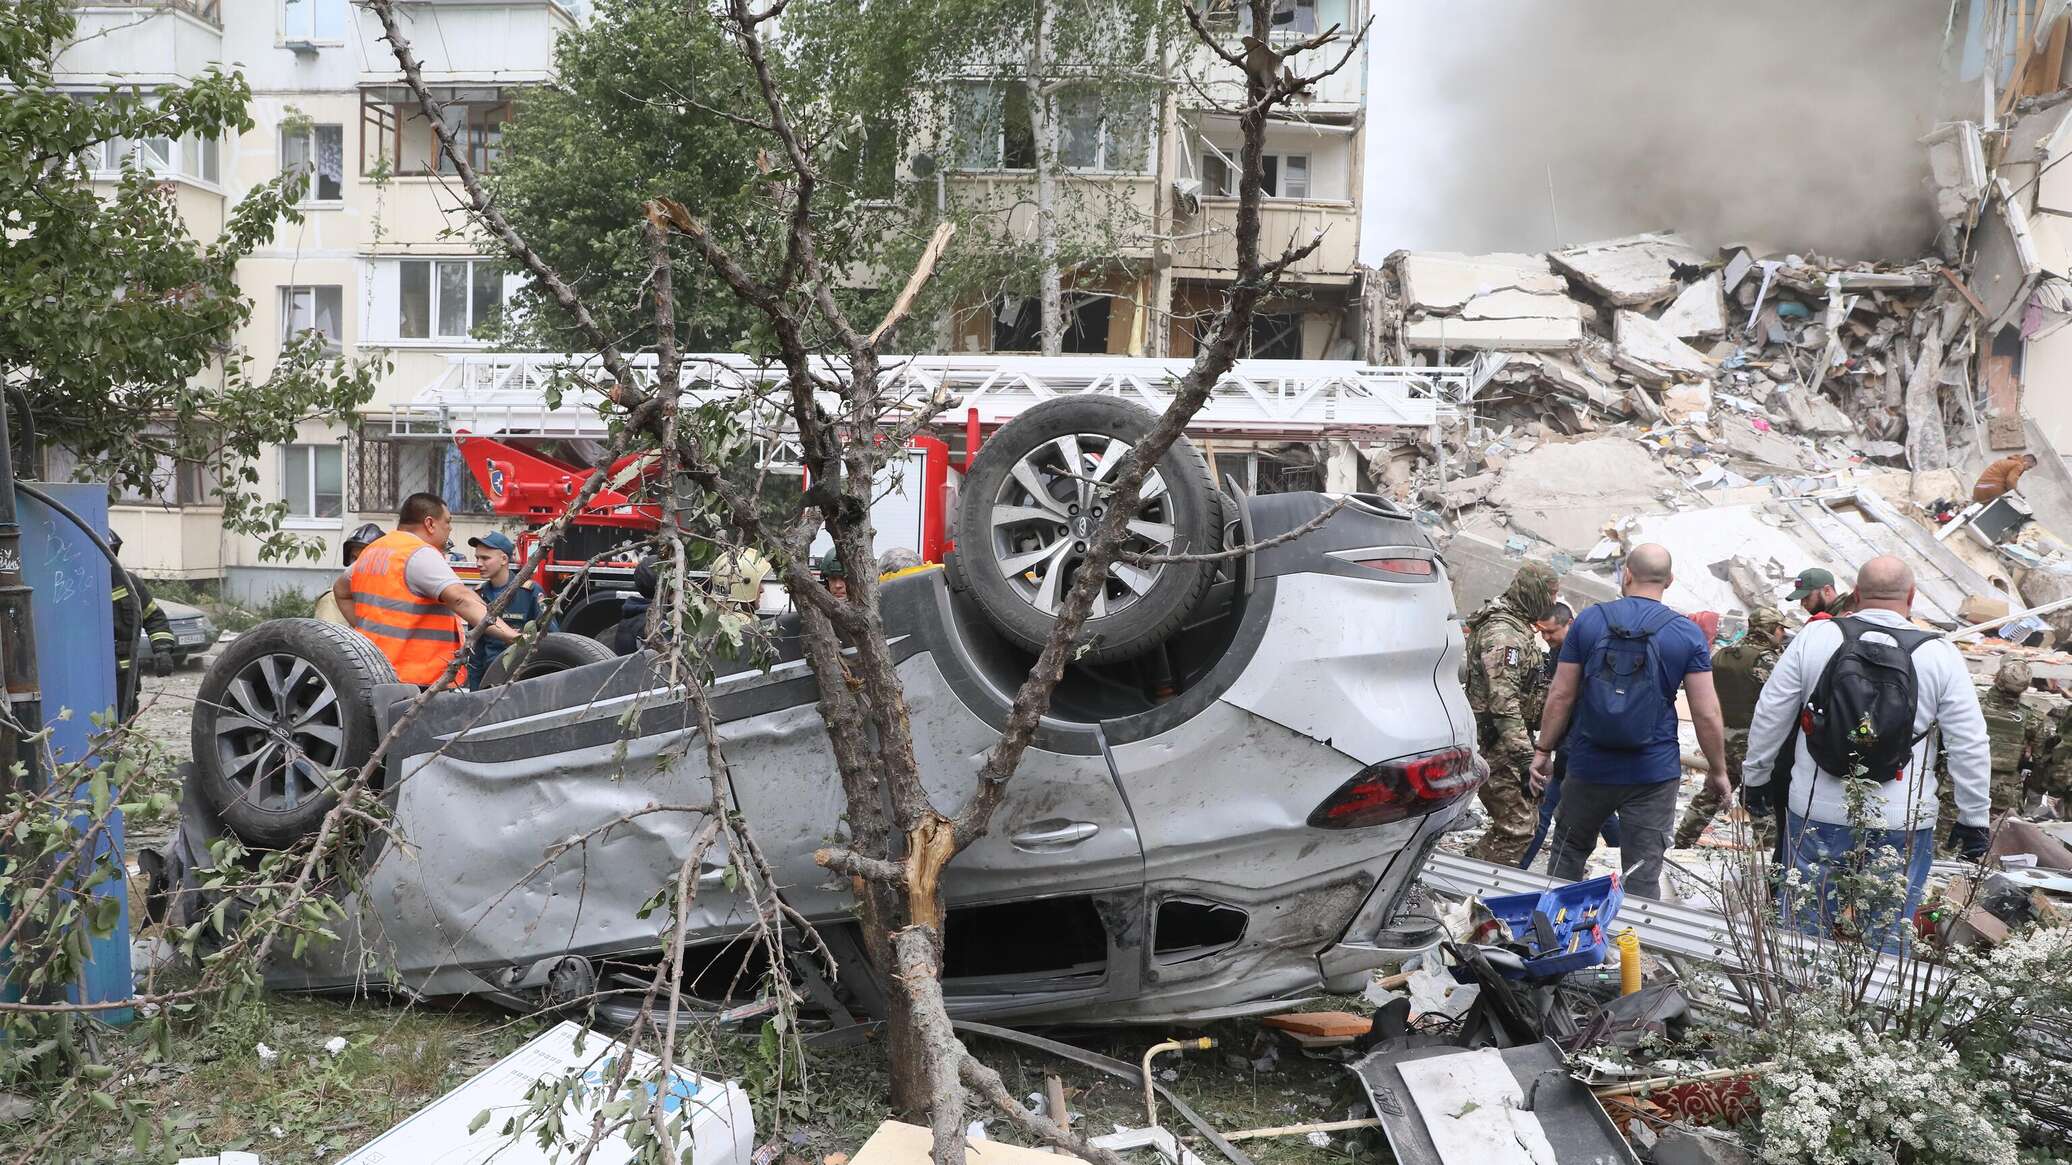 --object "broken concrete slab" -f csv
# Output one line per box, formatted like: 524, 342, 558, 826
1486, 438, 1677, 553
1616, 309, 1713, 378
1656, 275, 1727, 339
1399, 251, 1567, 312
1459, 287, 1585, 323
1515, 354, 1626, 412
1926, 120, 1989, 224
1402, 315, 1581, 351
1550, 232, 1708, 306
1778, 386, 1855, 435
1973, 179, 2043, 328
1708, 414, 1807, 471
1435, 471, 1498, 509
